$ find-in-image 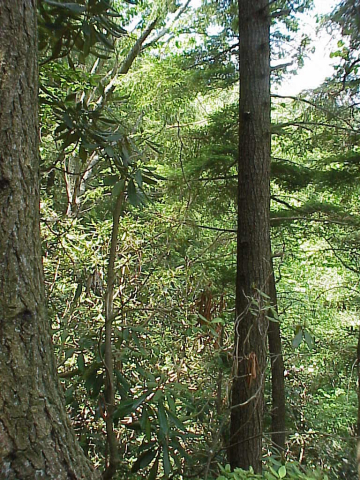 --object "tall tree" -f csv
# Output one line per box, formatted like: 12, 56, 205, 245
0, 1, 99, 478
229, 0, 272, 472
